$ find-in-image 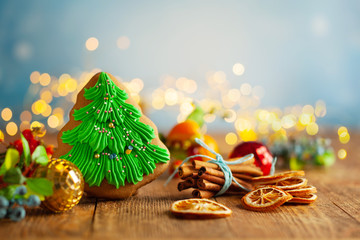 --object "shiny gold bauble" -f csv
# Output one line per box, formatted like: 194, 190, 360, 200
94, 153, 100, 159
109, 122, 114, 128
33, 158, 84, 213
